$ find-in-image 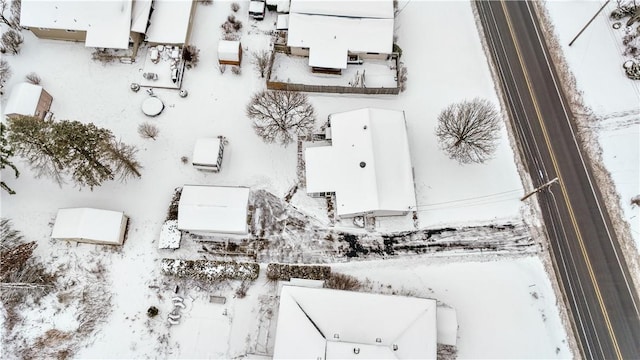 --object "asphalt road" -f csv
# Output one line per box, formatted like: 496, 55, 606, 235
475, 1, 640, 359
